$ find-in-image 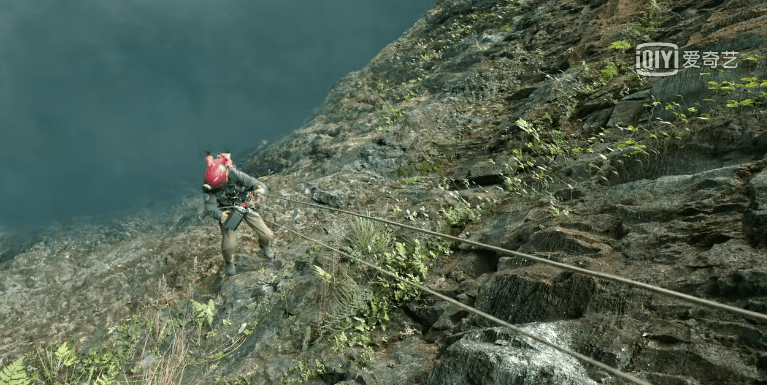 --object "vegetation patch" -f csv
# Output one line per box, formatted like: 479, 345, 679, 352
0, 292, 264, 385
397, 158, 449, 178
308, 216, 452, 368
